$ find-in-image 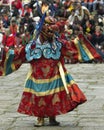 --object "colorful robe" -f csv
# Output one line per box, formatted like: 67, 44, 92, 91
0, 34, 101, 117
72, 34, 102, 62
